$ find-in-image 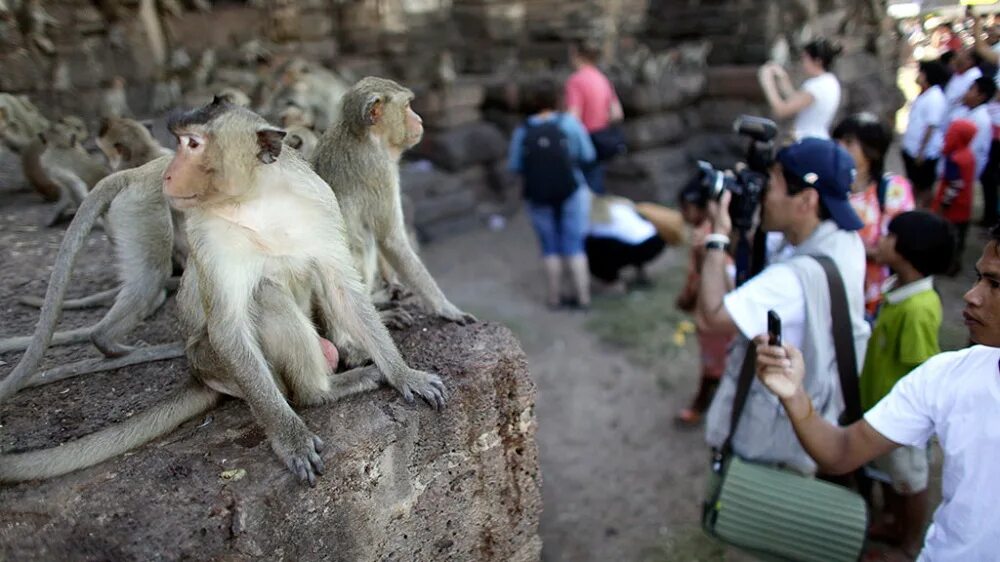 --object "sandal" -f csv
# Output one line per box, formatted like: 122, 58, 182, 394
674, 408, 702, 427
